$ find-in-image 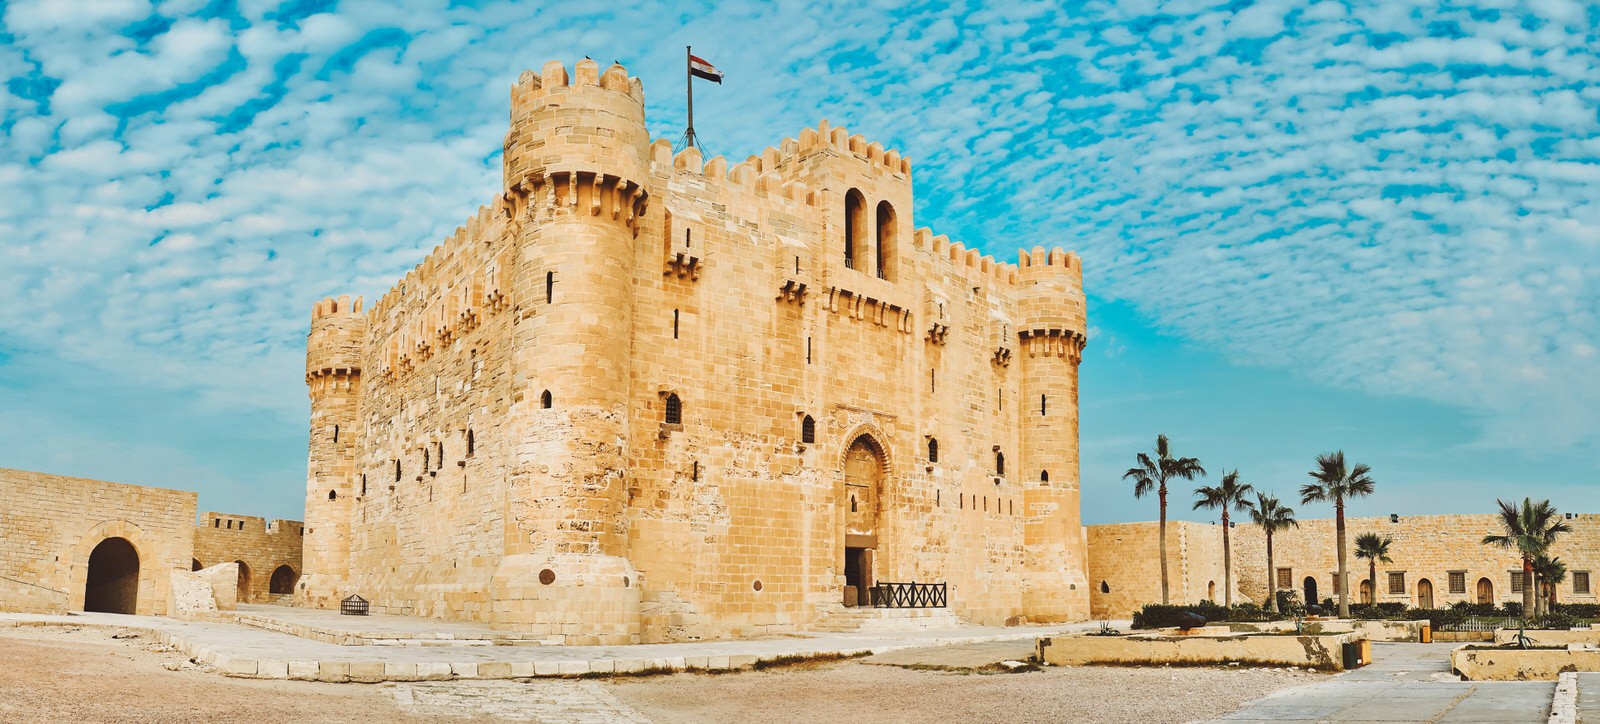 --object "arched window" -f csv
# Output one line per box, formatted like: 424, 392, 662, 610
664, 393, 682, 425
801, 415, 816, 444
995, 451, 1005, 476
875, 200, 895, 280
844, 189, 865, 270
327, 490, 337, 501
1101, 580, 1110, 593
436, 441, 445, 469
466, 429, 475, 457
1041, 470, 1050, 483
928, 438, 939, 463
422, 446, 430, 470
541, 390, 552, 409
